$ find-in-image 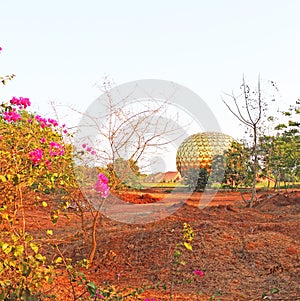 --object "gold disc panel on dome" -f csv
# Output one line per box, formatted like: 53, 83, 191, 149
176, 132, 234, 177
